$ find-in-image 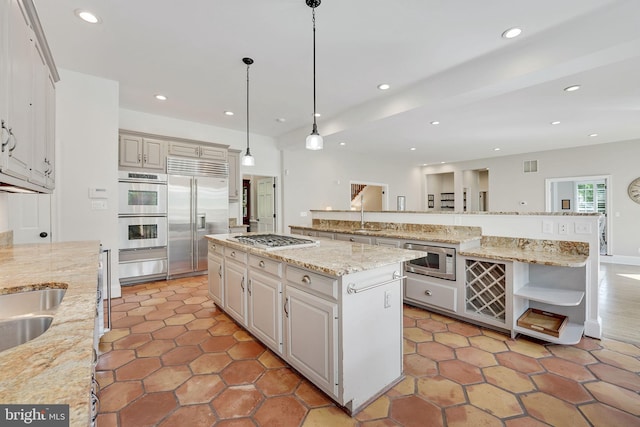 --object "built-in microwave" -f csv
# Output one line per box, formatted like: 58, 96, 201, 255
404, 243, 456, 281
118, 171, 168, 216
